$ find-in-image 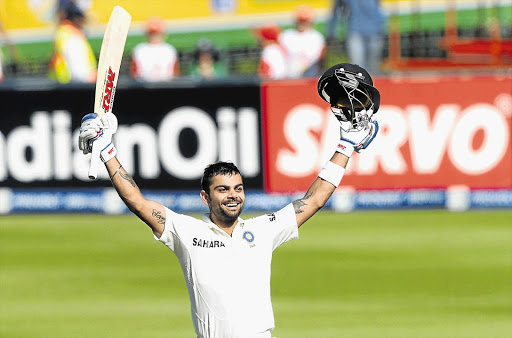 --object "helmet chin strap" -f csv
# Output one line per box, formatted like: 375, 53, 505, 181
338, 107, 370, 132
